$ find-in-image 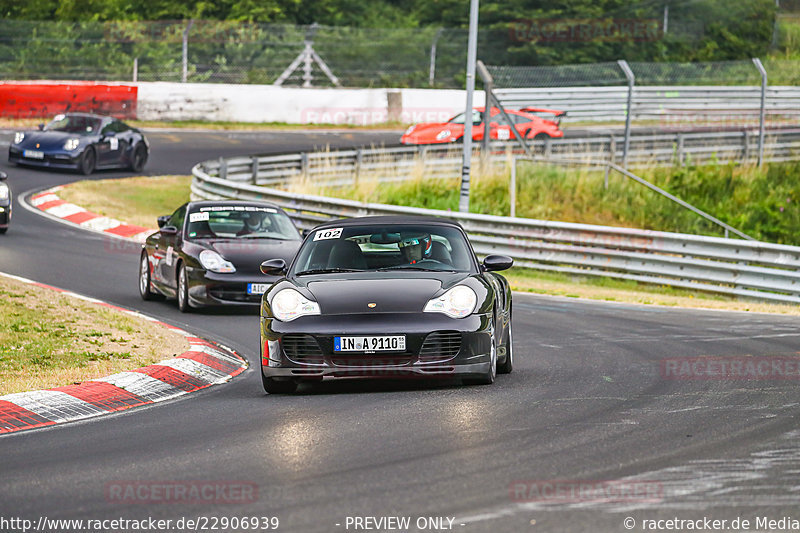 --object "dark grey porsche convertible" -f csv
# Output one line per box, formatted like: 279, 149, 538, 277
259, 215, 514, 393
9, 112, 149, 175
